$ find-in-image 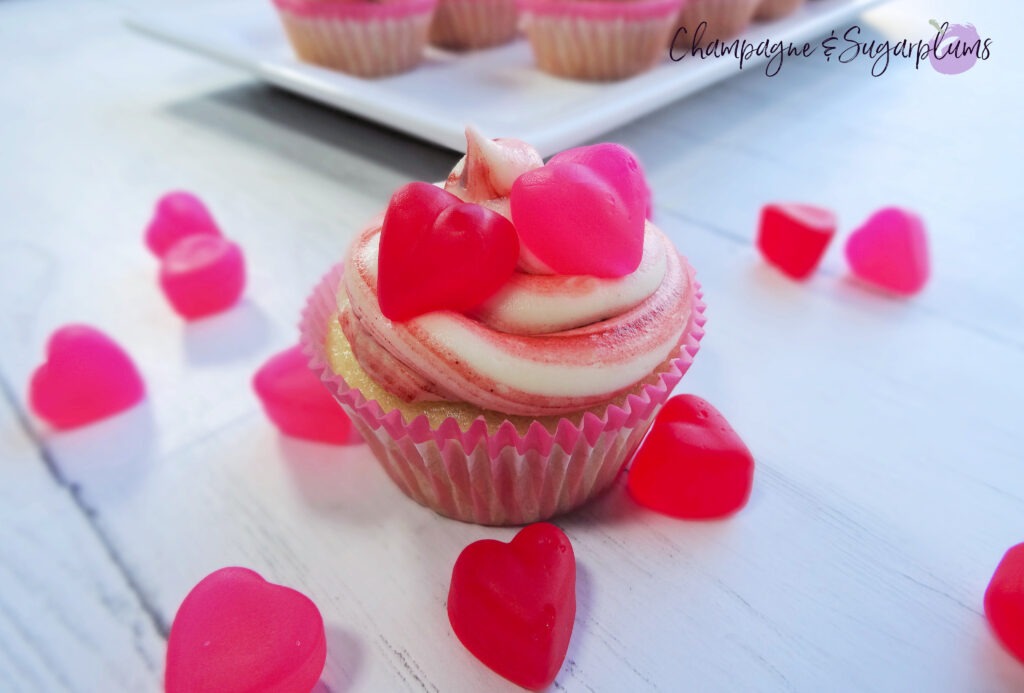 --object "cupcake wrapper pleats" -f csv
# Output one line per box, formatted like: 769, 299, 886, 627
300, 263, 707, 525
273, 0, 437, 77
